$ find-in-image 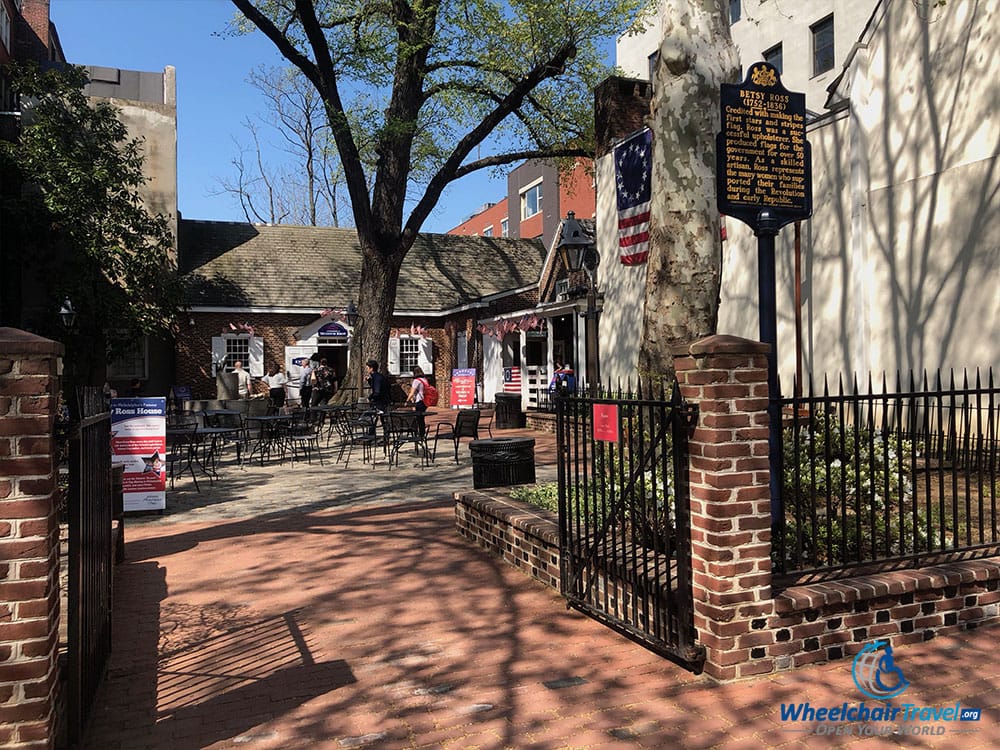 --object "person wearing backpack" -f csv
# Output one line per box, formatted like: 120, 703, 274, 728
311, 358, 334, 406
406, 365, 433, 435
